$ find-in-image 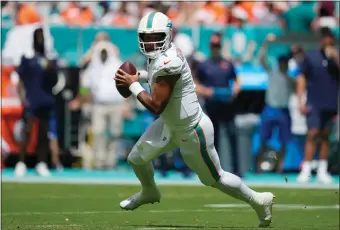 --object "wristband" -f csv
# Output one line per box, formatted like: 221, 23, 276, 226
138, 70, 148, 83
129, 82, 145, 97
